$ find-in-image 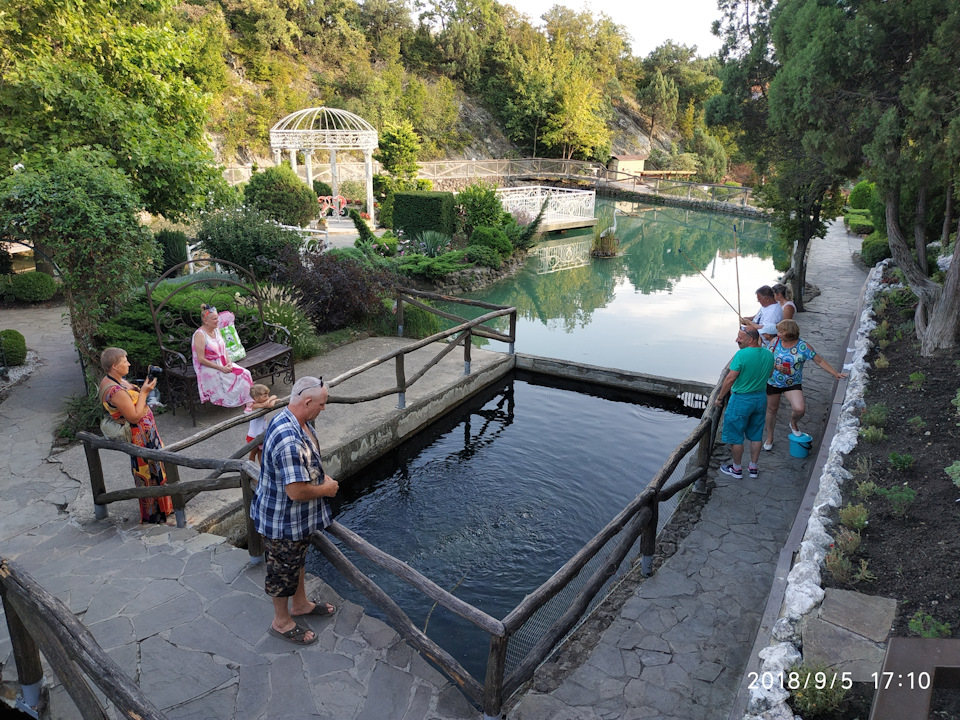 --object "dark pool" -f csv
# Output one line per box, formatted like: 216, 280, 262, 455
308, 370, 700, 681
